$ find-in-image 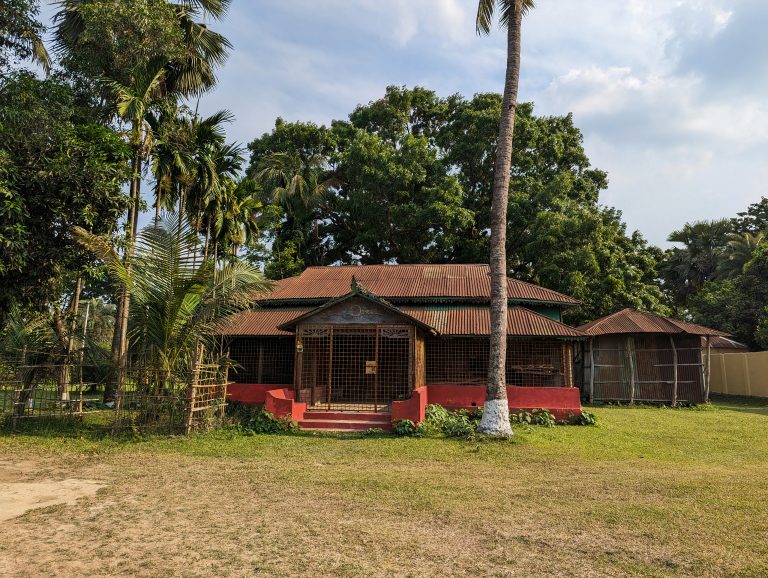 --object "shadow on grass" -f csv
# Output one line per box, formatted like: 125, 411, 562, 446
710, 394, 768, 417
